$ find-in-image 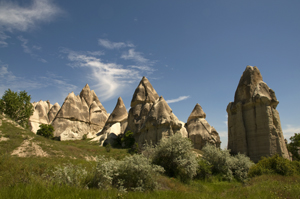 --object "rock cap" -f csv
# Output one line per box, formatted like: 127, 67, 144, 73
130, 76, 159, 107
187, 103, 206, 123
